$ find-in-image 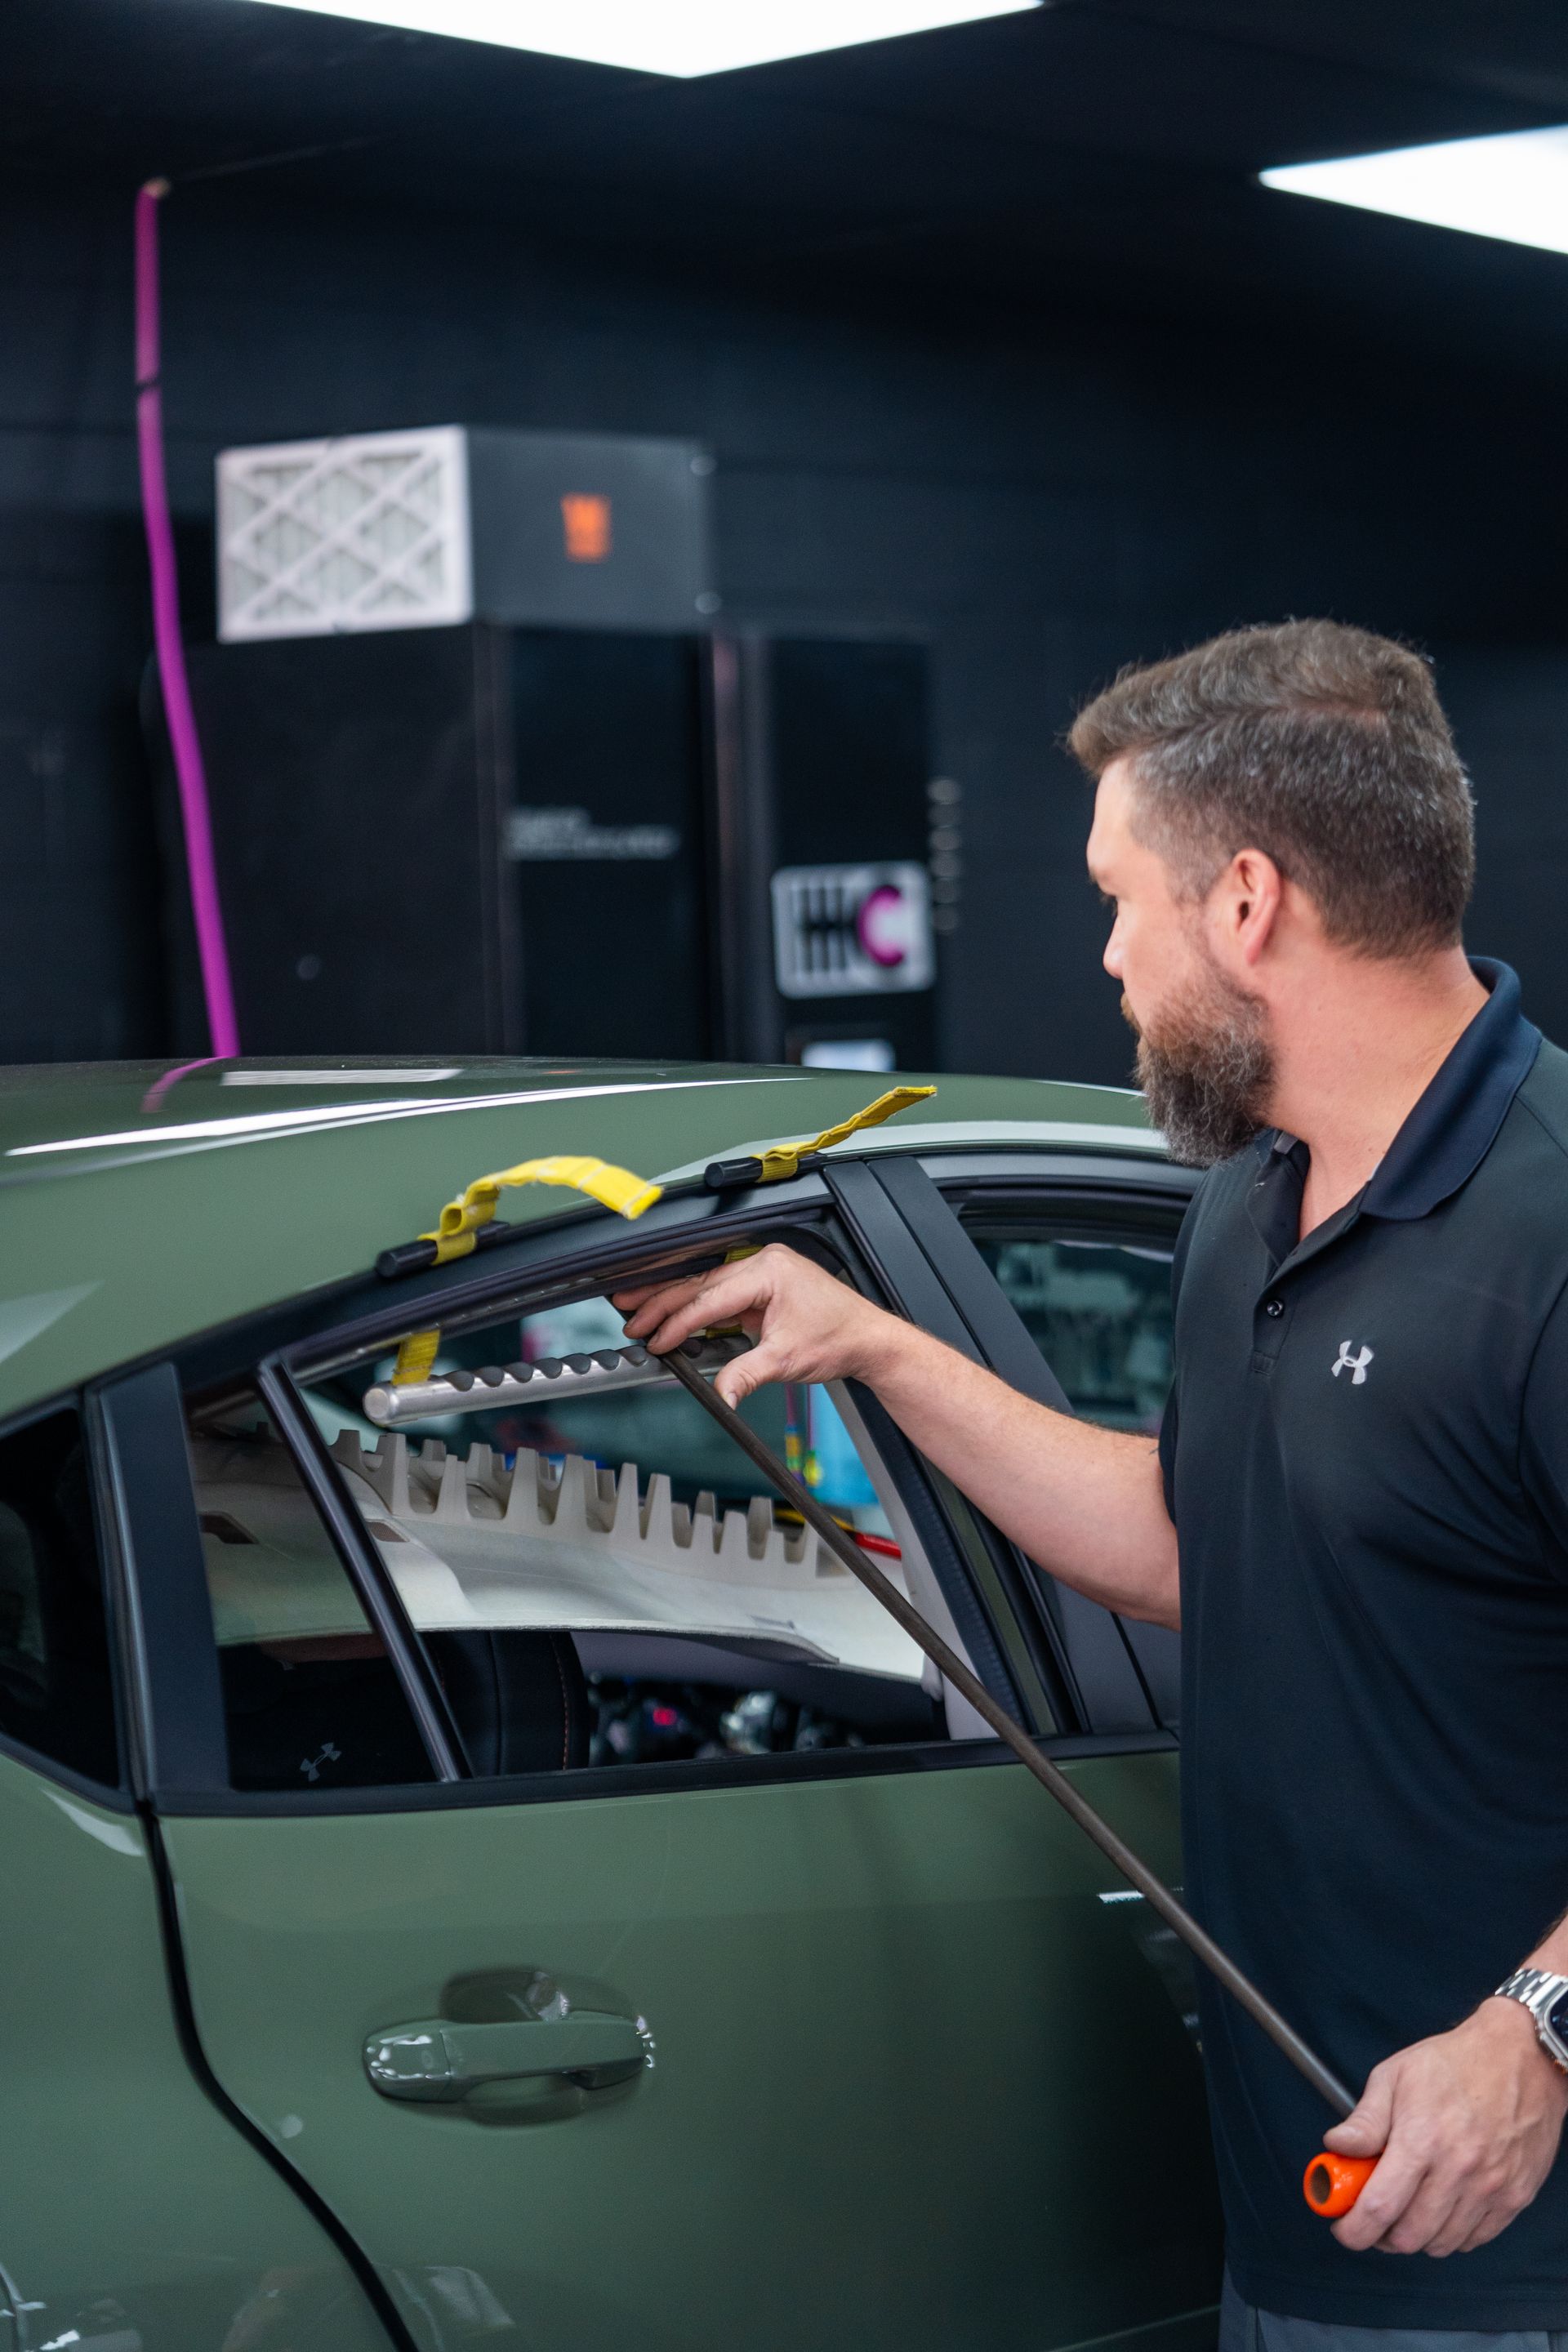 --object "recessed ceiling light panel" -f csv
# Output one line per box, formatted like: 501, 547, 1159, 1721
232, 0, 1042, 77
1262, 124, 1568, 260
